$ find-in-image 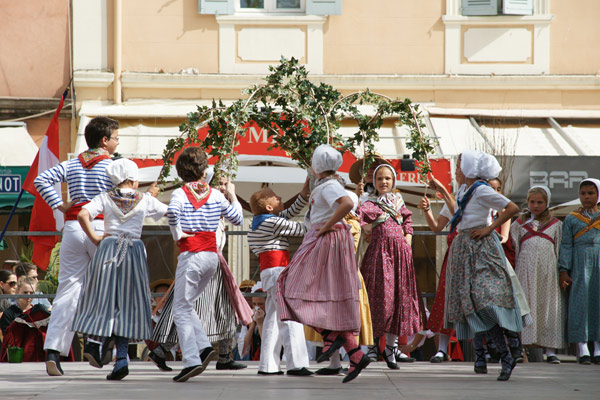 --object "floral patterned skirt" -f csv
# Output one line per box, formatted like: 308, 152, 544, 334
444, 229, 522, 340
